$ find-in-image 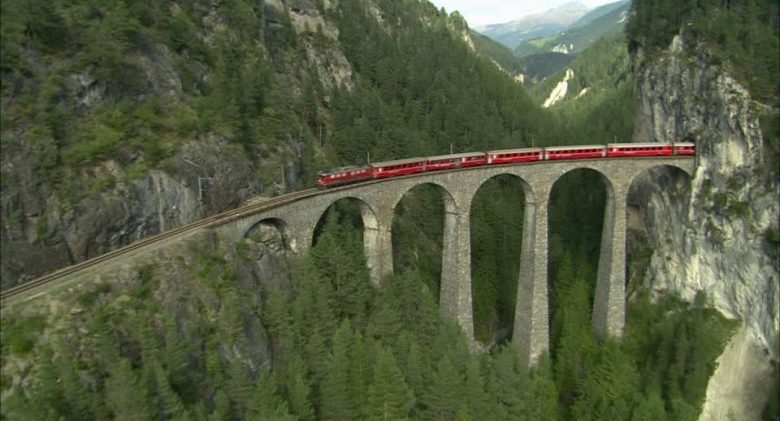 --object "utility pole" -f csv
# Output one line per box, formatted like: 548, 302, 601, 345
280, 164, 286, 192
197, 177, 213, 202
